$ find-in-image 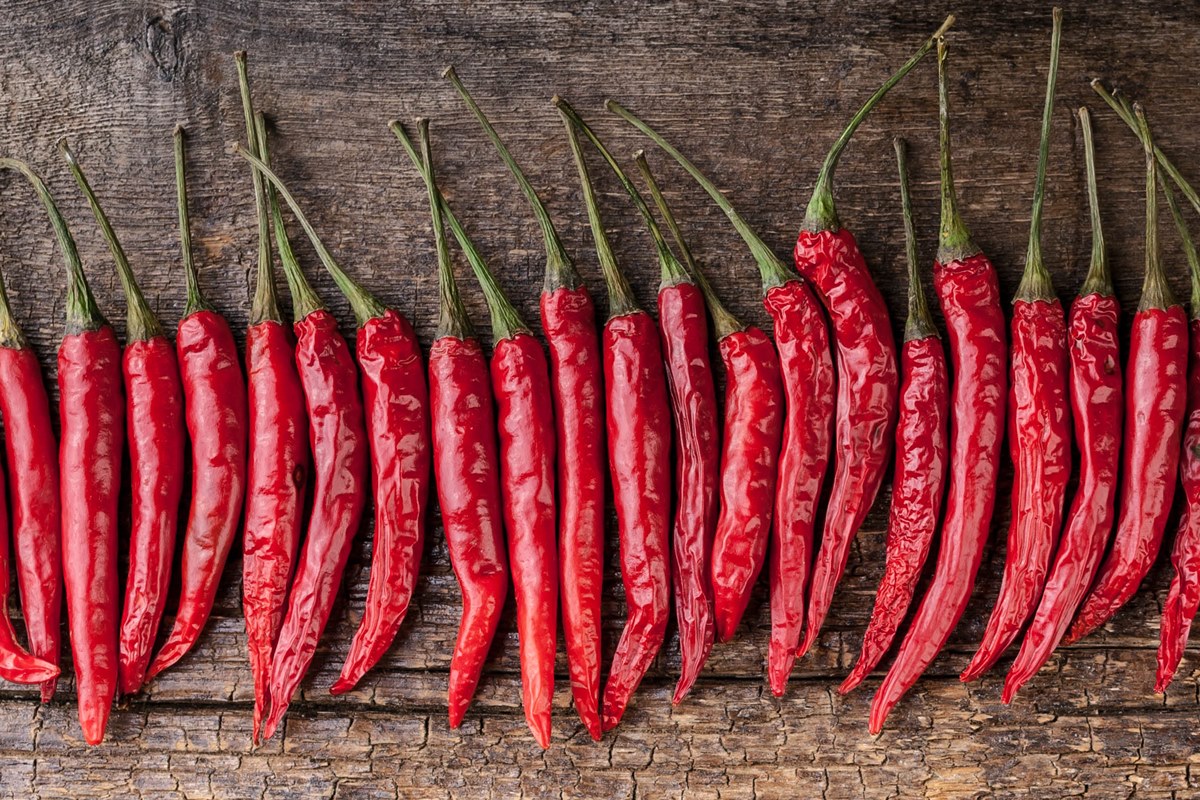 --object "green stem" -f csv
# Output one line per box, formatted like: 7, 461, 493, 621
803, 14, 955, 233
936, 36, 978, 263
553, 101, 640, 319
174, 126, 211, 316
1015, 7, 1063, 304
1091, 80, 1200, 217
59, 140, 163, 342
1160, 171, 1200, 319
1078, 106, 1112, 297
236, 51, 282, 326
606, 99, 794, 291
254, 116, 325, 321
444, 66, 581, 293
895, 138, 937, 341
1136, 106, 1175, 312
0, 157, 103, 333
0, 270, 26, 349
635, 151, 741, 340
236, 147, 387, 327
